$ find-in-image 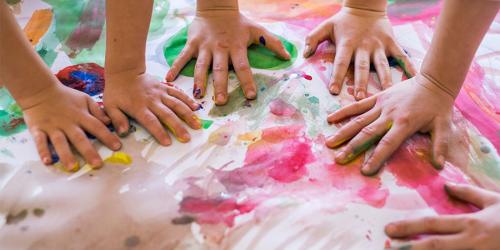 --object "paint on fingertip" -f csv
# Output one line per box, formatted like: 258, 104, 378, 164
259, 36, 266, 46
104, 152, 132, 165
395, 57, 412, 78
